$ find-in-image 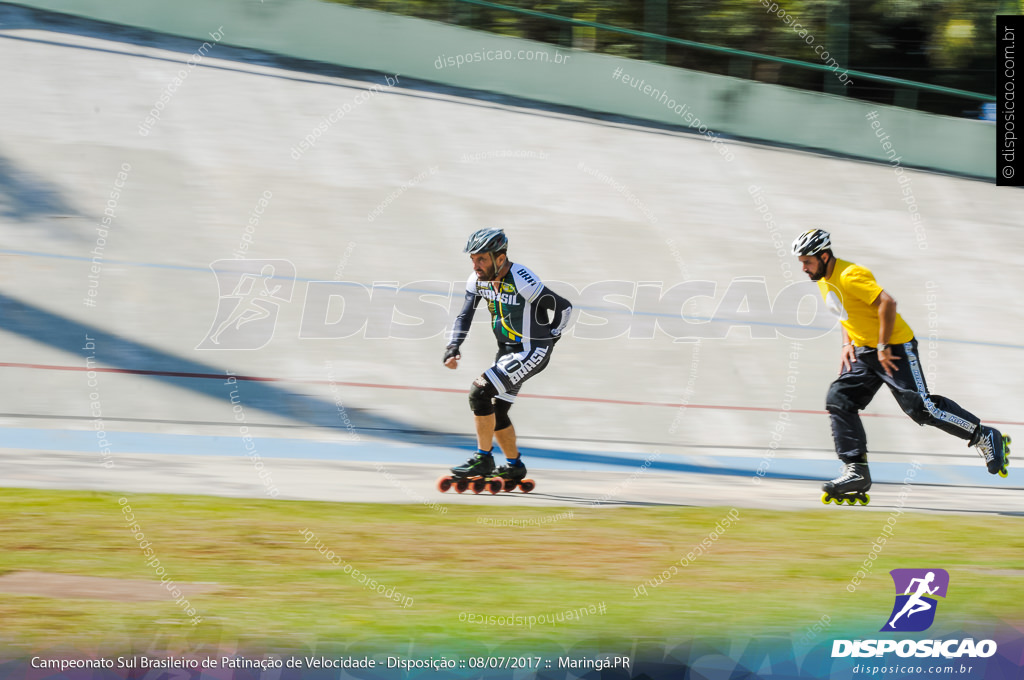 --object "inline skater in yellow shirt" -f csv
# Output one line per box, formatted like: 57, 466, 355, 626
792, 229, 1009, 505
